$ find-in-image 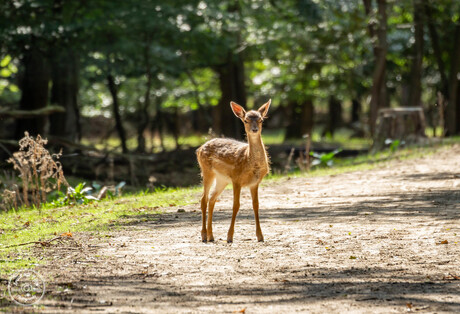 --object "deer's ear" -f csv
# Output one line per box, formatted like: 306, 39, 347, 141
230, 101, 246, 119
258, 99, 271, 118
